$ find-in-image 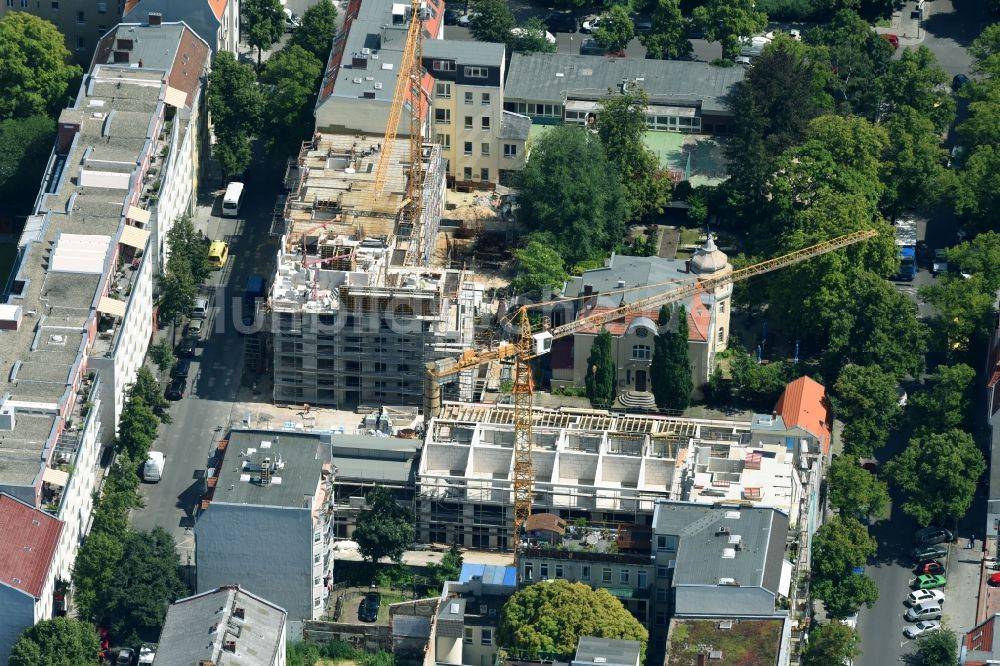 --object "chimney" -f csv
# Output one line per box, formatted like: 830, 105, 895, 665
616, 279, 625, 289
224, 641, 237, 653
684, 260, 691, 274
148, 11, 162, 25
583, 284, 593, 297
233, 607, 245, 620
